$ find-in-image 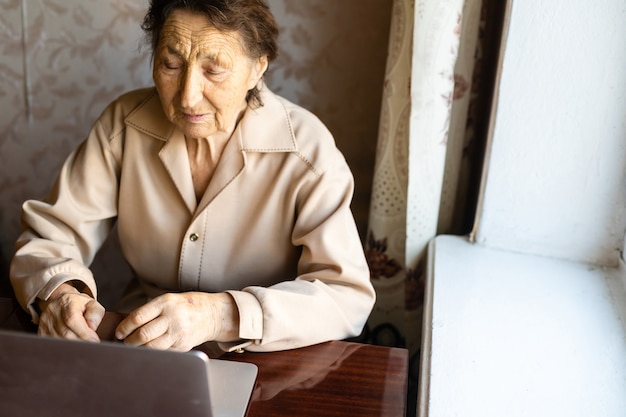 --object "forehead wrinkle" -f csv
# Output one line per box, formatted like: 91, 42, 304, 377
160, 25, 244, 66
